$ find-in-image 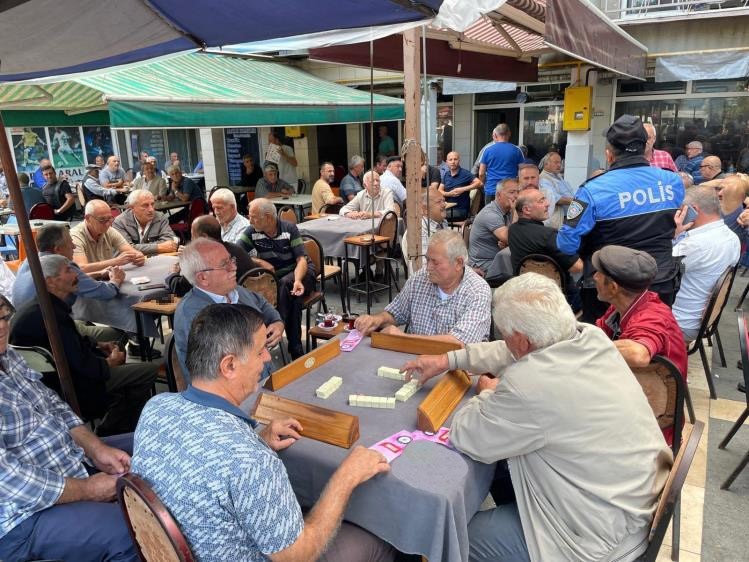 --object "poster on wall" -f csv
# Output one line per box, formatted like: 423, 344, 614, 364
224, 128, 260, 185
11, 127, 48, 173
50, 127, 85, 168
83, 126, 113, 161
